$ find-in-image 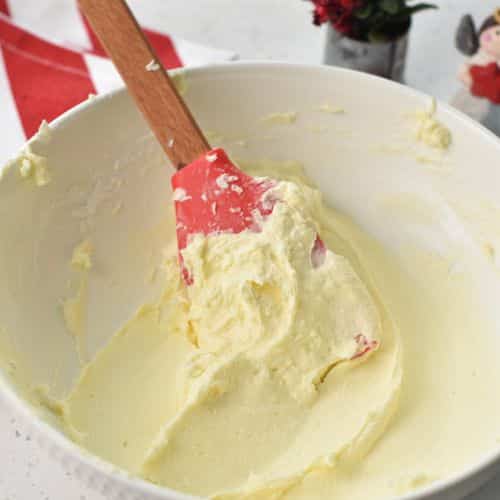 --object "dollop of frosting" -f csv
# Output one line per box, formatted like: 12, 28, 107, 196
140, 179, 400, 497
62, 170, 402, 499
